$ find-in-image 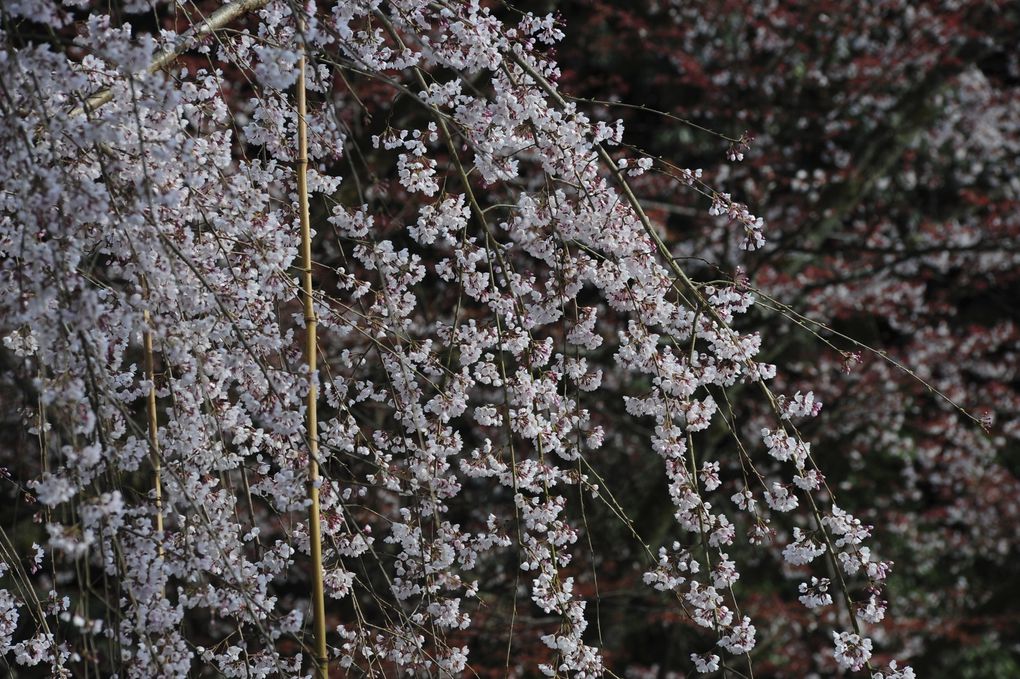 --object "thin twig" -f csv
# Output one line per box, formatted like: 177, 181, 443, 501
142, 309, 165, 570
